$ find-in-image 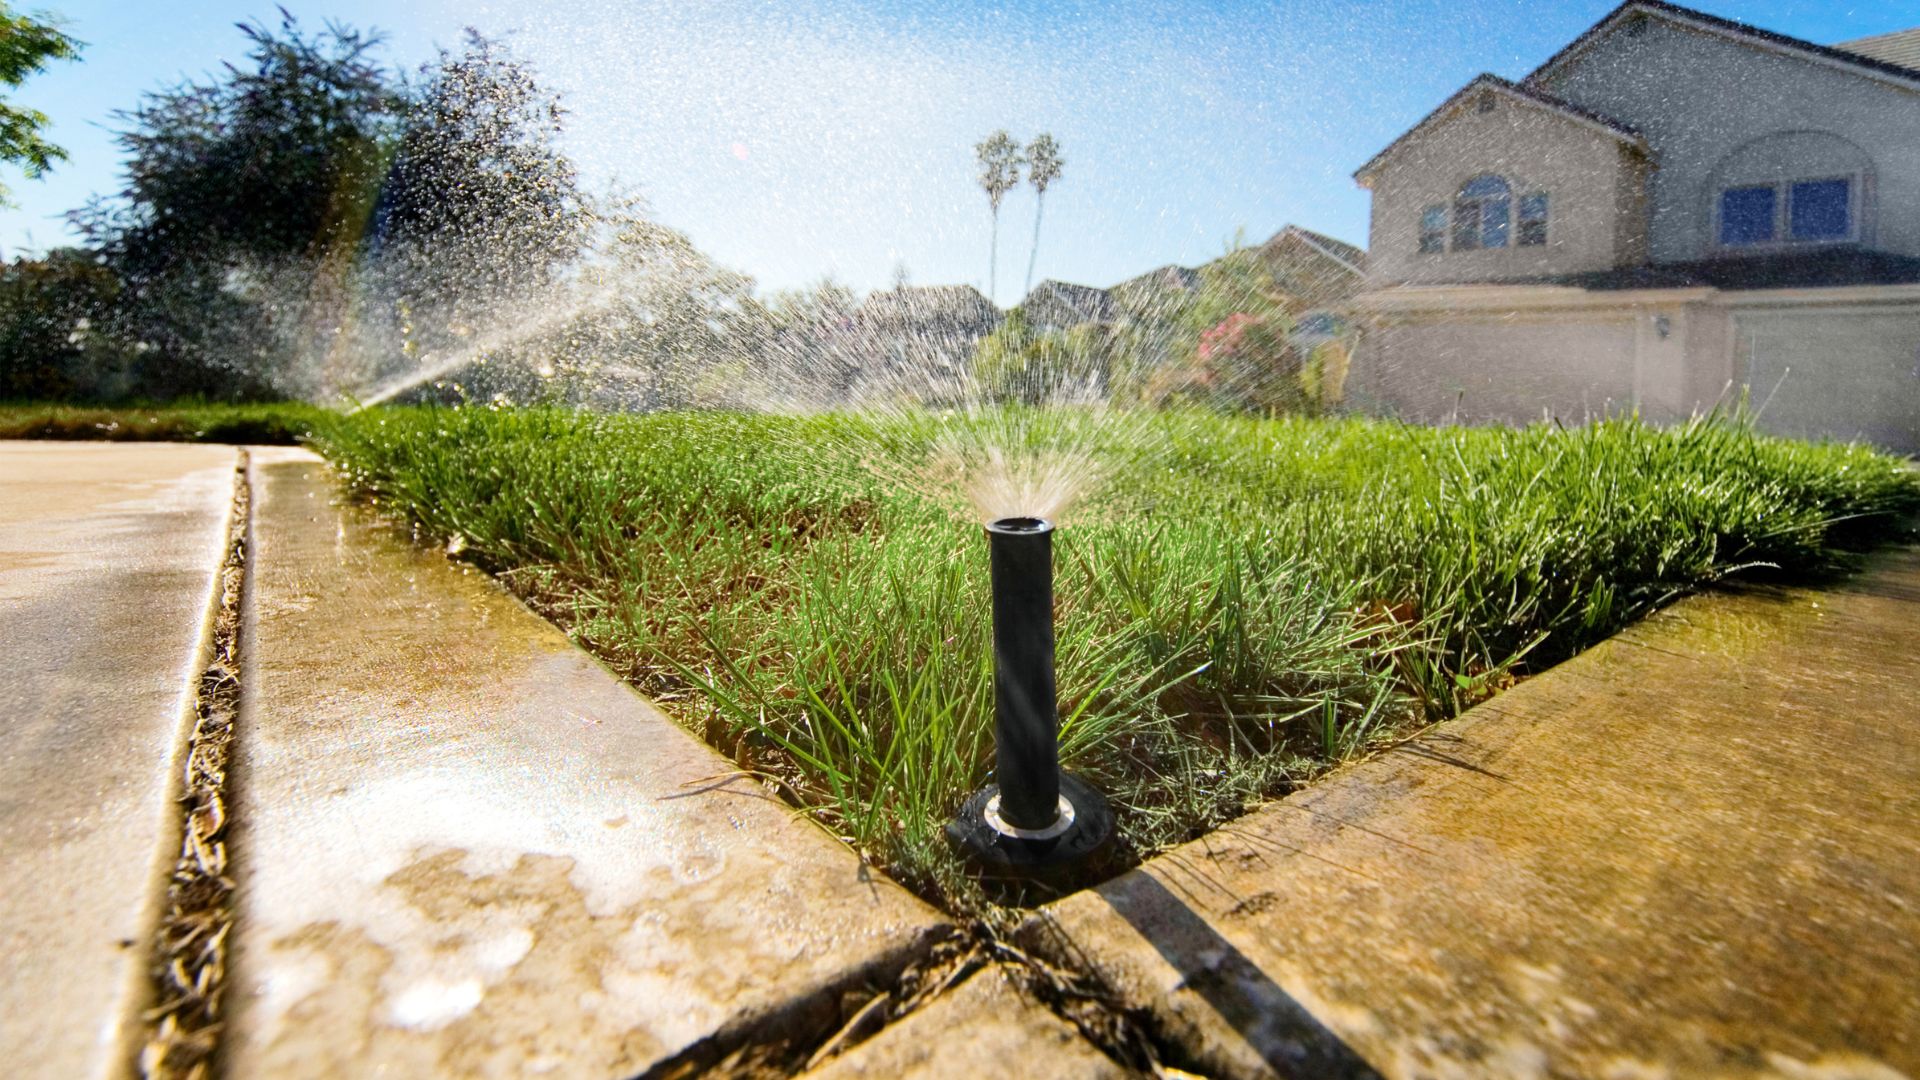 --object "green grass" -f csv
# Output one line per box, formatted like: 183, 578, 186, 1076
307, 404, 1916, 911
0, 400, 330, 444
